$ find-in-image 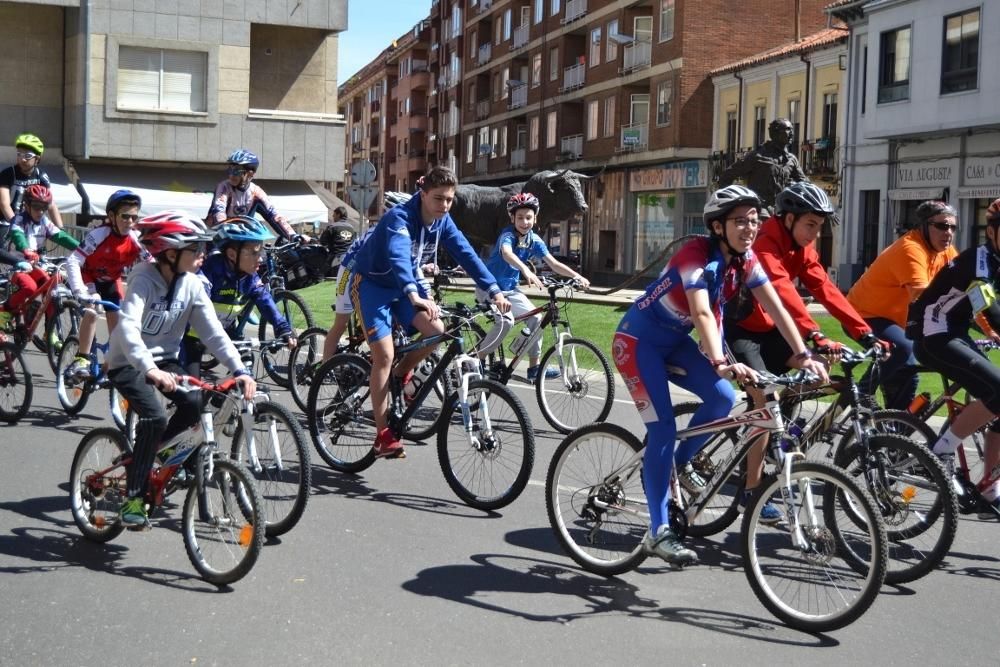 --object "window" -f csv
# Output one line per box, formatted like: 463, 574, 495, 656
586, 99, 599, 140
520, 5, 530, 26
503, 9, 512, 41
529, 115, 539, 150
725, 110, 737, 151
659, 0, 675, 42
822, 92, 838, 141
878, 26, 911, 103
604, 96, 615, 137
501, 66, 510, 99
491, 127, 499, 157
531, 53, 542, 87
590, 28, 601, 67
479, 126, 490, 156
546, 110, 557, 148
117, 46, 207, 113
941, 9, 979, 94
753, 105, 766, 146
493, 71, 501, 101
656, 79, 672, 126
629, 93, 648, 124
500, 126, 508, 156
534, 0, 543, 24
549, 46, 560, 81
861, 44, 868, 114
495, 17, 503, 45
635, 15, 653, 42
551, 0, 560, 17
516, 125, 527, 149
787, 98, 801, 152
607, 20, 619, 62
